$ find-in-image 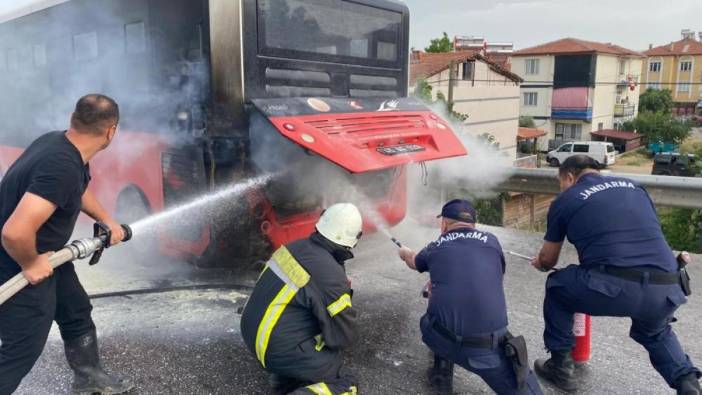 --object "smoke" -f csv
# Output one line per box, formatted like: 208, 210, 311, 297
0, 0, 209, 147
406, 101, 514, 226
